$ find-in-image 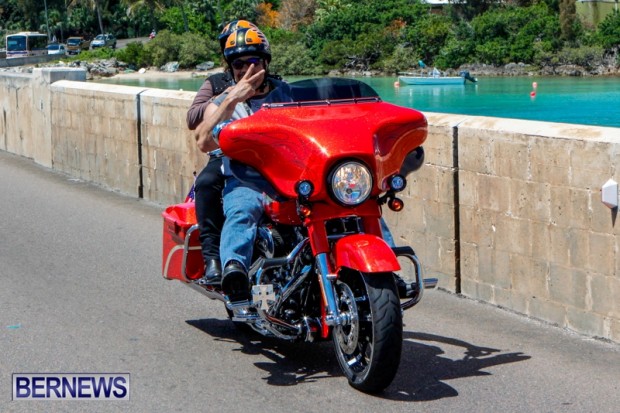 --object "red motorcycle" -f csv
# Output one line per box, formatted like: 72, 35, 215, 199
162, 78, 436, 393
